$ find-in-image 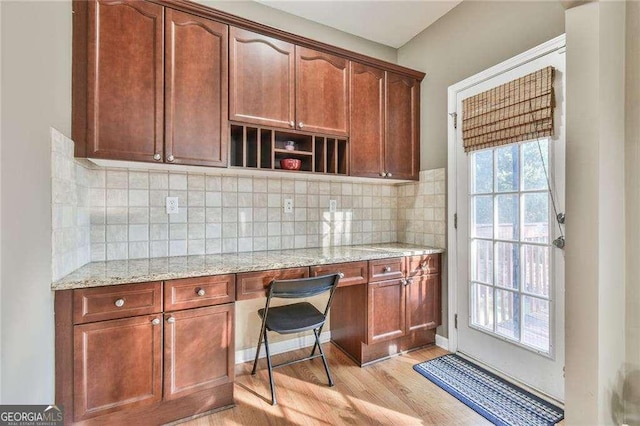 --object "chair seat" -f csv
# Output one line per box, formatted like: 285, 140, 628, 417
259, 302, 325, 334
